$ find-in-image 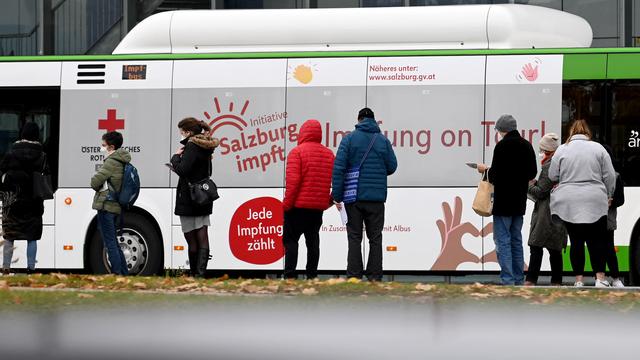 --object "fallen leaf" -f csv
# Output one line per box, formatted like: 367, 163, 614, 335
470, 293, 490, 298
265, 285, 279, 293
218, 274, 229, 281
87, 276, 99, 282
415, 284, 435, 292
52, 273, 68, 280
472, 282, 485, 289
239, 280, 253, 287
0, 280, 8, 290
347, 277, 361, 284
175, 283, 199, 292
325, 278, 346, 285
115, 277, 129, 284
77, 293, 94, 299
243, 285, 261, 293
302, 288, 318, 295
51, 283, 66, 289
29, 283, 46, 288
133, 282, 147, 290
609, 292, 627, 298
